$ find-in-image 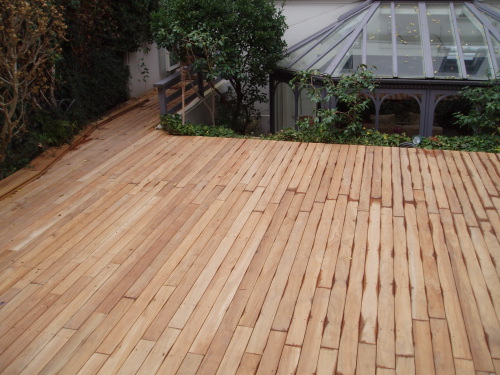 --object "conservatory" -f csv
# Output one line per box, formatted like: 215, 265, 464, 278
270, 0, 500, 136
